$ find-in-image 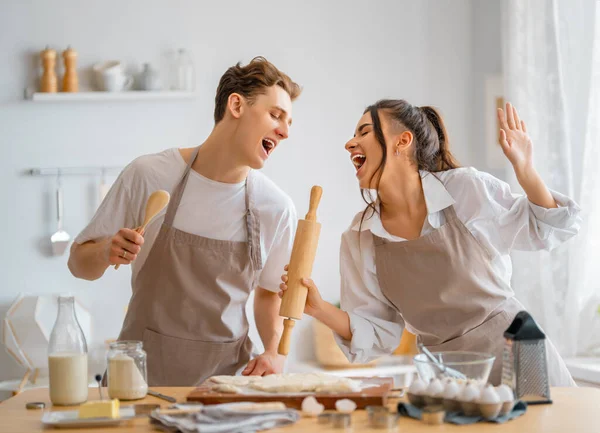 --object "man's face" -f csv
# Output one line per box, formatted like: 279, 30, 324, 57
236, 85, 293, 169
